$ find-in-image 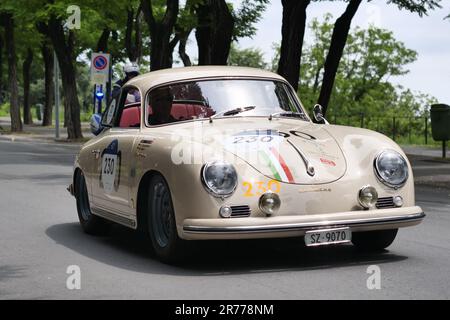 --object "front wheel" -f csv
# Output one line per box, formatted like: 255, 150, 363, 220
75, 171, 110, 235
351, 229, 398, 251
147, 175, 187, 263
